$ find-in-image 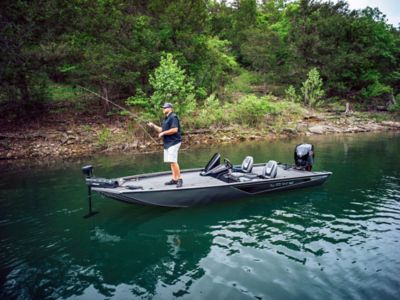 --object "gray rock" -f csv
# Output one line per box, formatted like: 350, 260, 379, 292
381, 121, 400, 128
308, 125, 326, 134
296, 123, 308, 132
